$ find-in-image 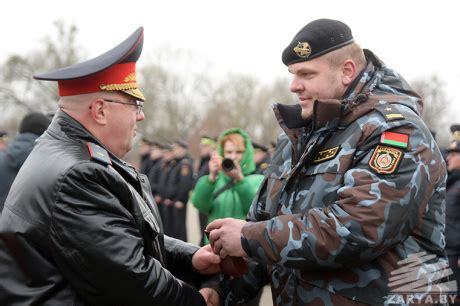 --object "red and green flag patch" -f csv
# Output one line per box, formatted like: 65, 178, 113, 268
380, 132, 409, 149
